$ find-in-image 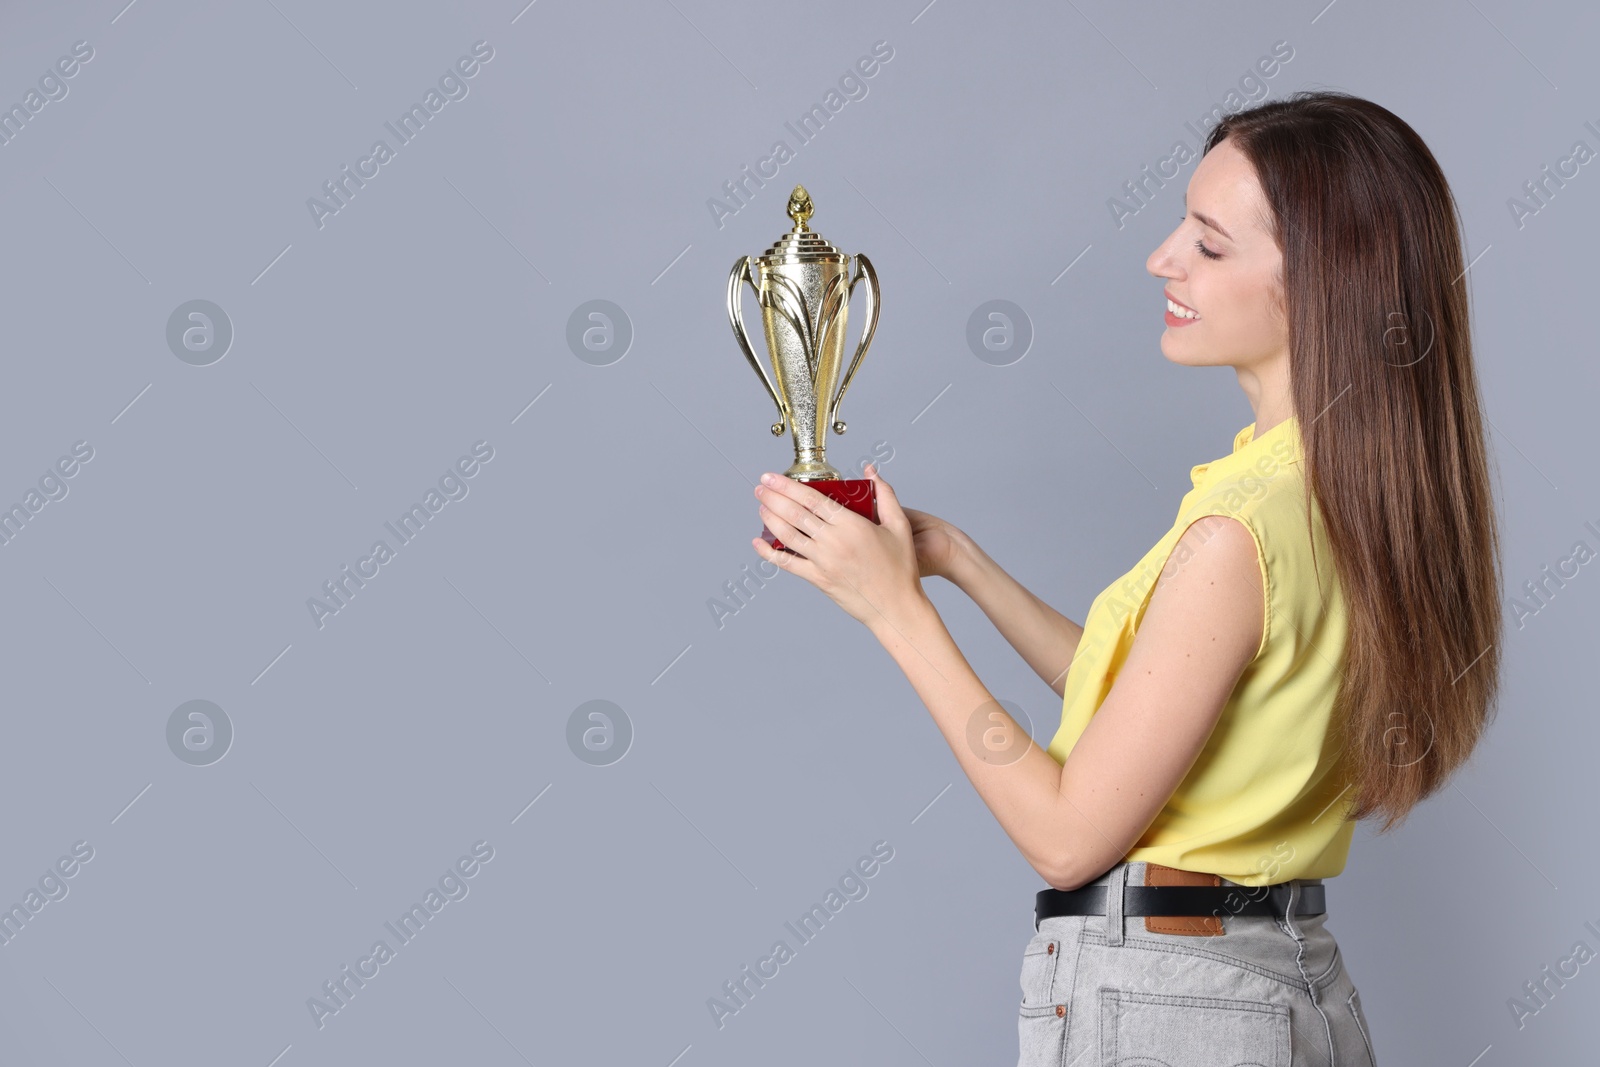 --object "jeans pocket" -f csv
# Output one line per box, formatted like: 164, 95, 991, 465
1099, 988, 1291, 1067
1347, 988, 1377, 1066
1019, 935, 1062, 1007
1017, 1002, 1067, 1067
